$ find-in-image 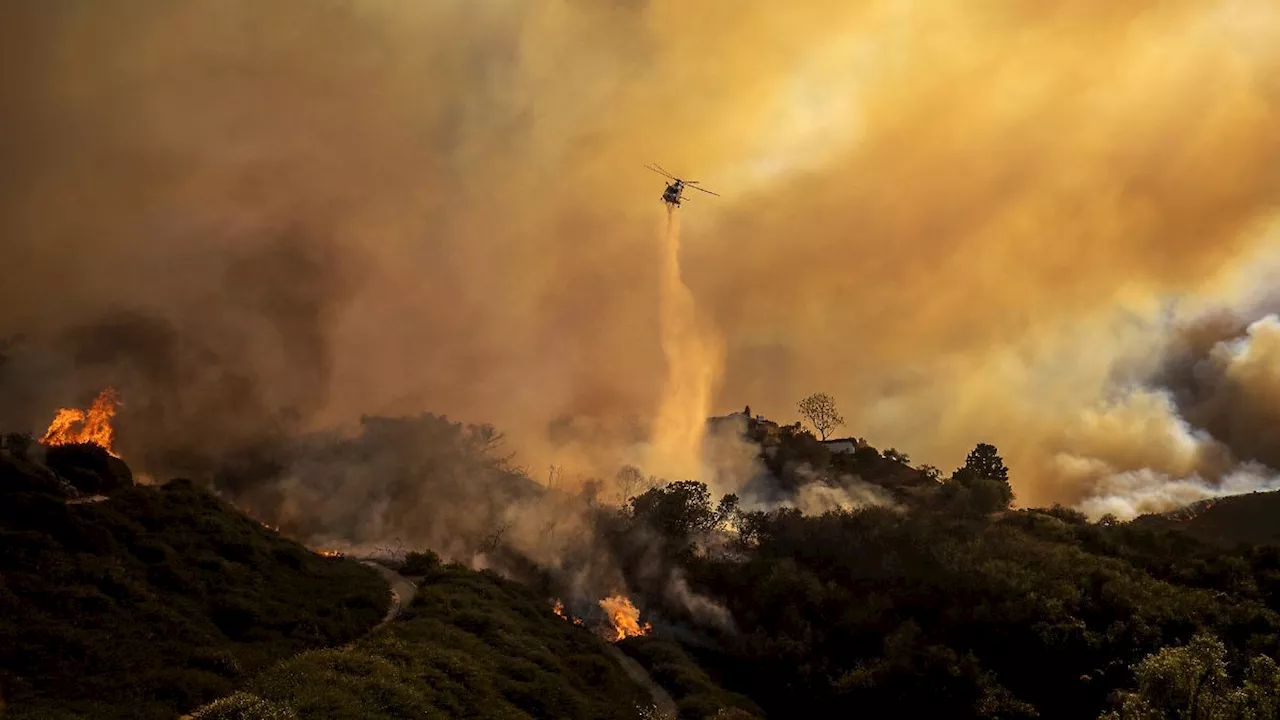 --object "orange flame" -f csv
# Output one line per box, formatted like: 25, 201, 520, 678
550, 598, 584, 626
598, 594, 651, 642
315, 549, 343, 558
40, 388, 121, 457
